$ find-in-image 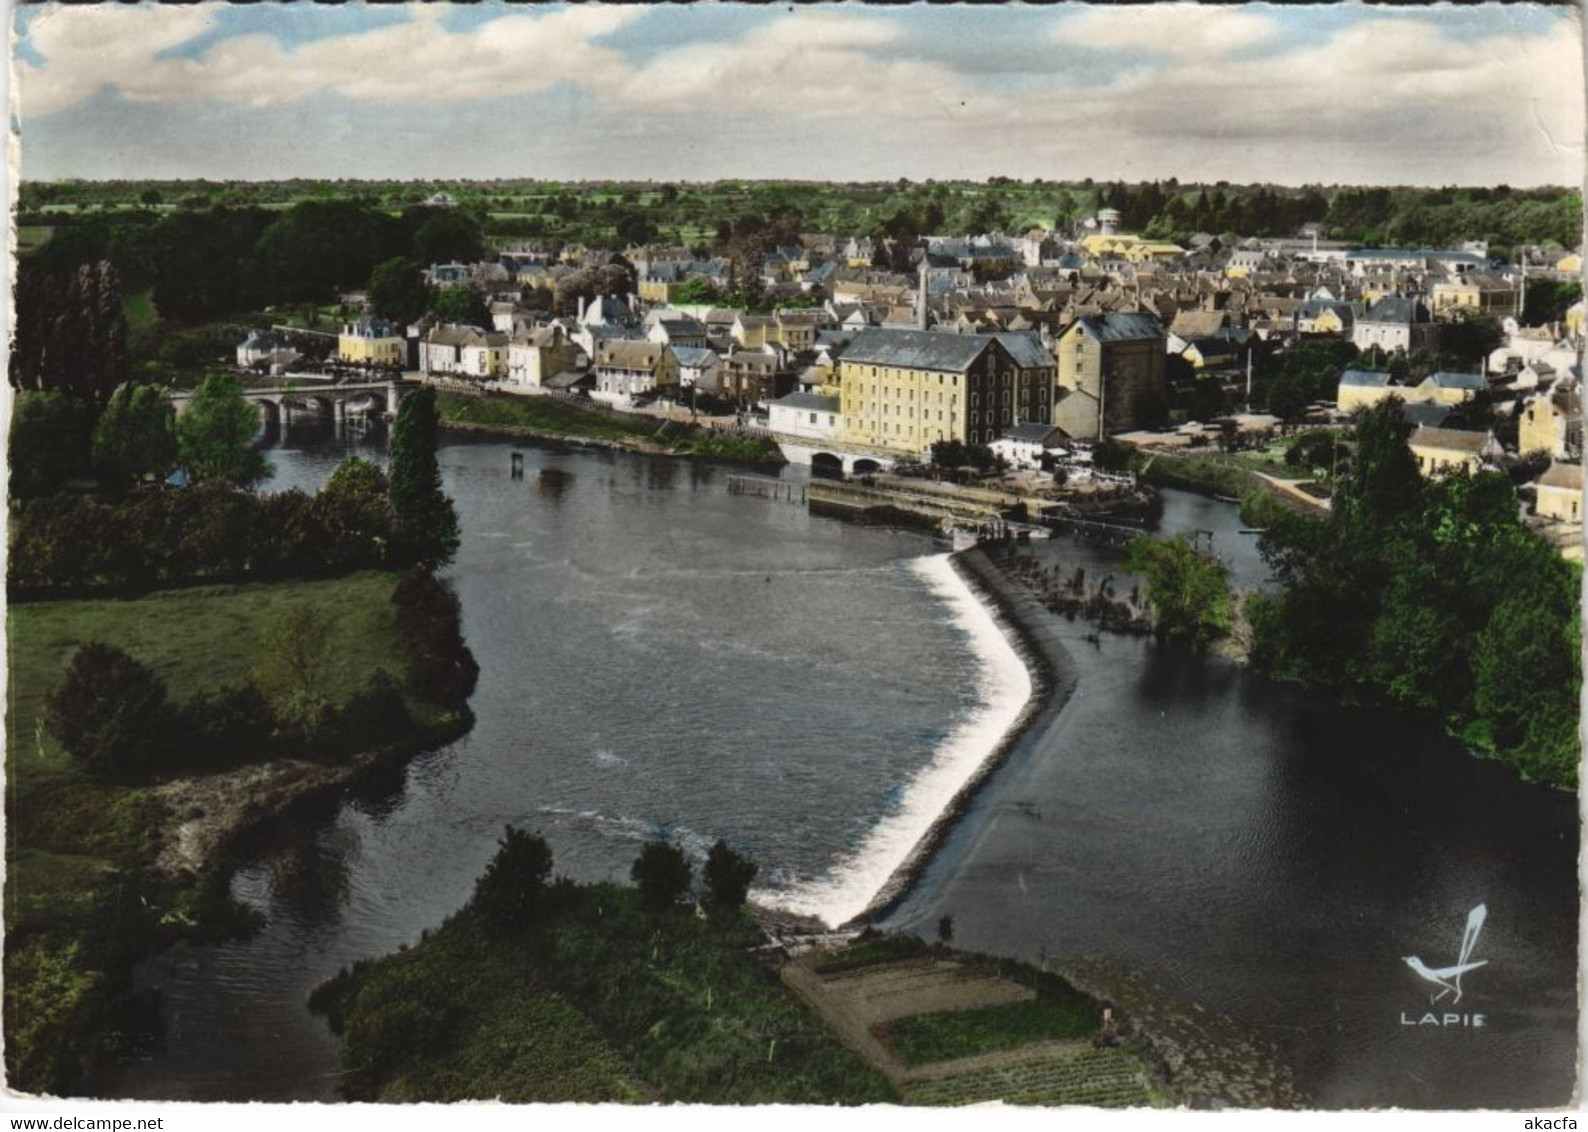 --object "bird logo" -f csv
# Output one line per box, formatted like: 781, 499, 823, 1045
1403, 904, 1487, 1005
